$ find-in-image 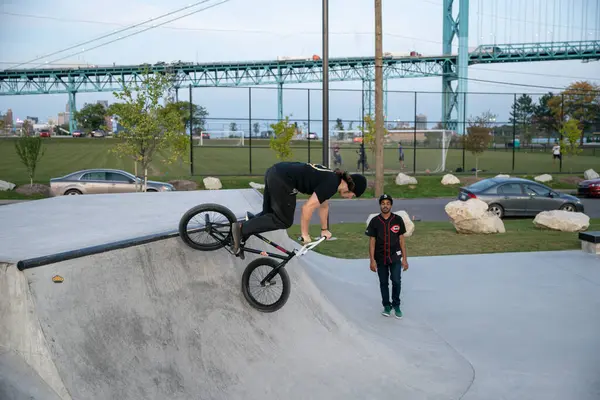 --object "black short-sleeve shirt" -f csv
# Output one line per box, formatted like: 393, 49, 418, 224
365, 213, 407, 264
274, 162, 341, 203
